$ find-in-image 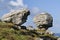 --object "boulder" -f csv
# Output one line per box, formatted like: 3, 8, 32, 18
1, 8, 30, 26
33, 12, 53, 29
